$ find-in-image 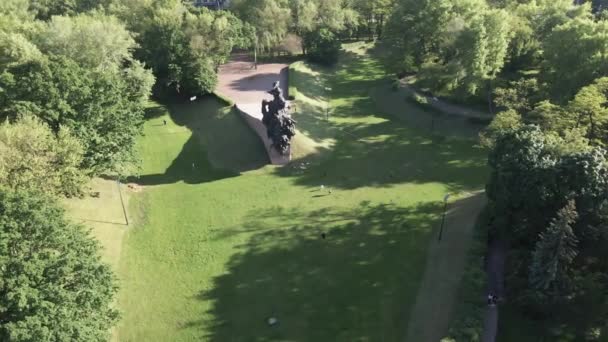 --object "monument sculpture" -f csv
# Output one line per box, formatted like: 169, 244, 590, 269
261, 81, 296, 155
